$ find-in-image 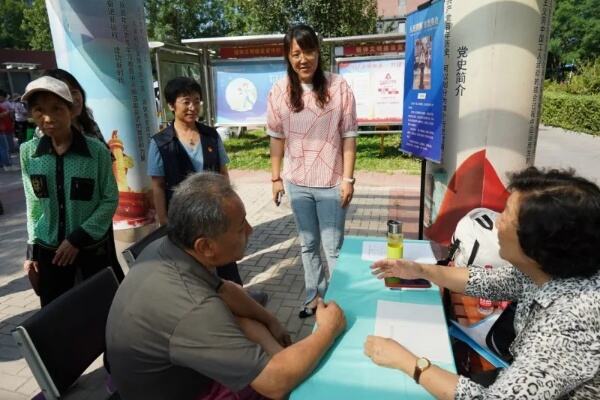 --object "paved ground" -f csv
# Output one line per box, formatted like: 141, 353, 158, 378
0, 150, 420, 399
0, 124, 598, 399
535, 125, 600, 184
